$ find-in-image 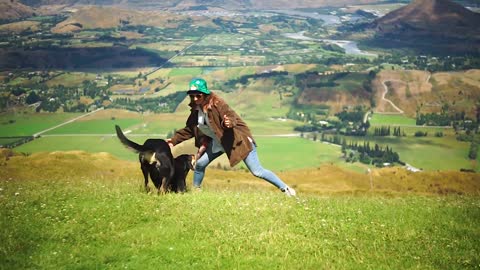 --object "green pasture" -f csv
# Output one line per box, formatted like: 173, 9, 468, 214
246, 119, 300, 135
199, 34, 254, 46
14, 135, 348, 172
394, 126, 455, 137
14, 135, 141, 160
128, 118, 186, 136
252, 137, 368, 173
342, 134, 475, 171
369, 114, 416, 126
8, 109, 476, 172
8, 77, 30, 86
0, 112, 82, 136
117, 113, 302, 136
1, 176, 478, 269
218, 90, 292, 120
168, 68, 204, 77
45, 72, 97, 87
43, 118, 142, 135
222, 66, 256, 79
